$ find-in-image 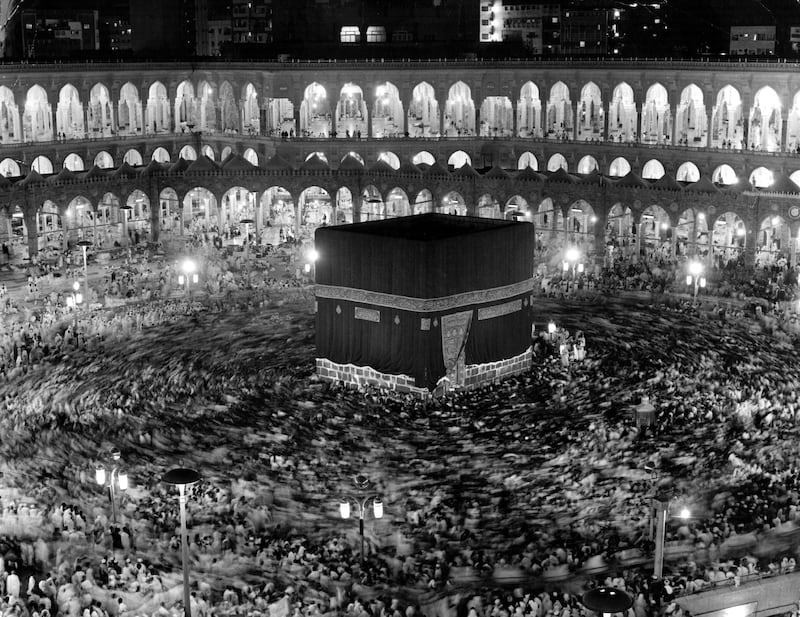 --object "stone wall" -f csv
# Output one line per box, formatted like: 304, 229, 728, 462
463, 348, 533, 389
